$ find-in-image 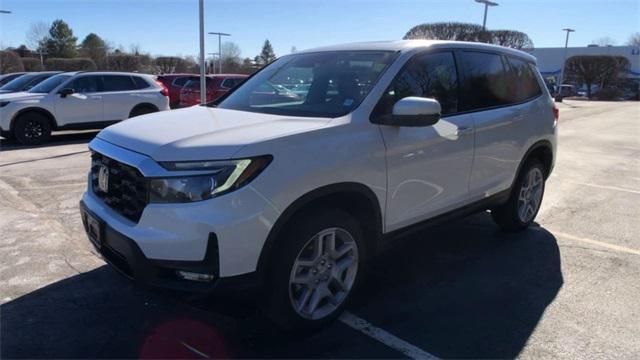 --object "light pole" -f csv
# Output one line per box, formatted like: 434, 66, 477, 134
557, 28, 575, 99
198, 0, 206, 105
475, 0, 498, 30
208, 32, 230, 74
